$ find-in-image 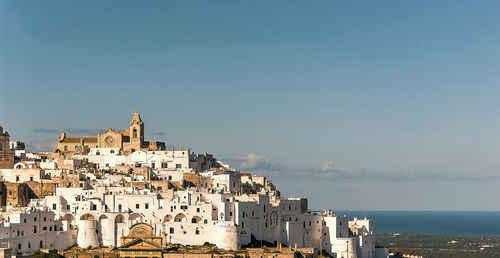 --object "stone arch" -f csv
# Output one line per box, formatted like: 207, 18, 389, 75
80, 213, 94, 220
191, 216, 202, 223
115, 214, 125, 224
129, 213, 142, 225
164, 215, 173, 222
98, 214, 108, 220
174, 213, 187, 222
62, 214, 74, 223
